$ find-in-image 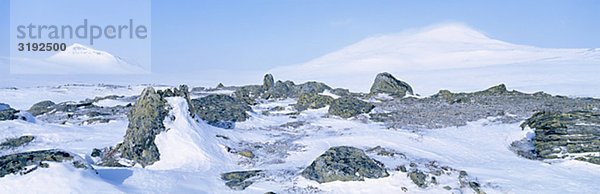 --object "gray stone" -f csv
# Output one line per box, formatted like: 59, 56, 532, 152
301, 146, 389, 183
0, 136, 35, 149
369, 72, 413, 97
0, 150, 77, 177
221, 170, 262, 190
295, 93, 334, 111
